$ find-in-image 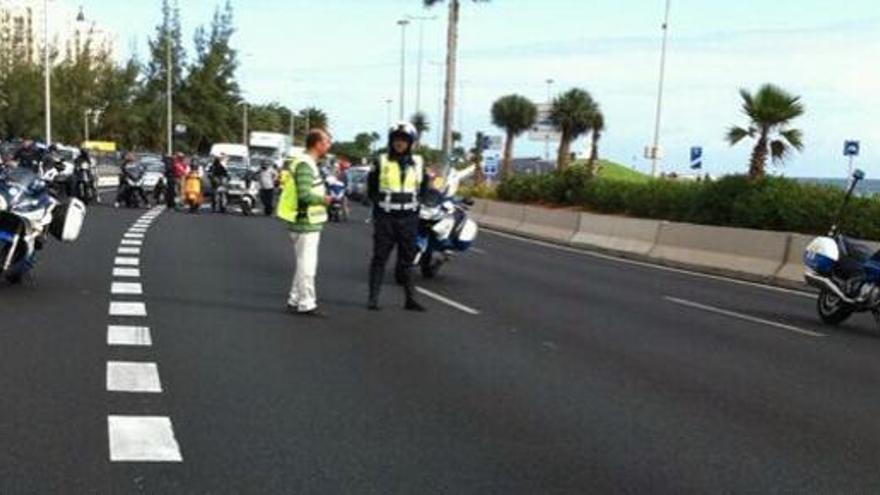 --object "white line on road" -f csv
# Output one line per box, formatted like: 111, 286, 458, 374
111, 282, 143, 295
113, 267, 140, 278
416, 287, 481, 315
107, 361, 162, 393
107, 325, 152, 346
109, 301, 147, 317
127, 229, 147, 235
108, 416, 182, 462
123, 233, 145, 239
114, 257, 140, 267
484, 229, 813, 299
117, 247, 141, 255
664, 296, 826, 338
120, 239, 143, 246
